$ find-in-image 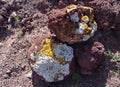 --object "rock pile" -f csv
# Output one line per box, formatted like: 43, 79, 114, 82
48, 5, 98, 44
28, 4, 106, 83
28, 34, 74, 82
